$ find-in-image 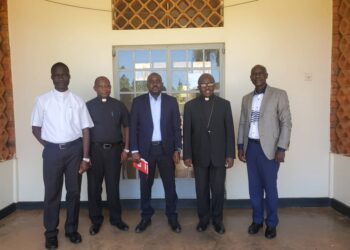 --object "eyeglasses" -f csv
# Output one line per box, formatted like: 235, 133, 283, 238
199, 83, 215, 88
